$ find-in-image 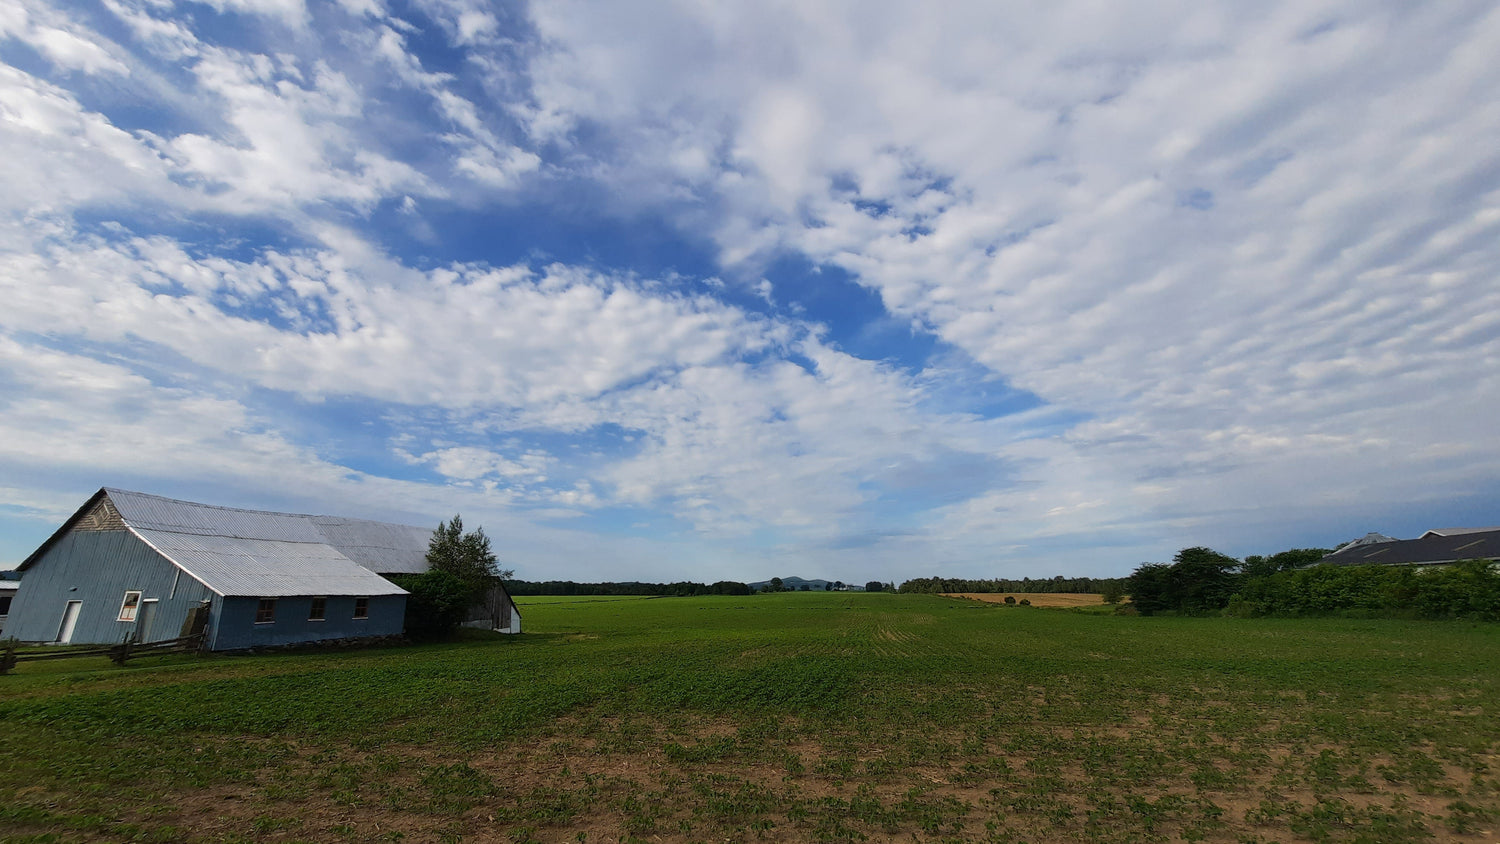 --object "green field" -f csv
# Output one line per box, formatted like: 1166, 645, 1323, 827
2, 593, 1497, 843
